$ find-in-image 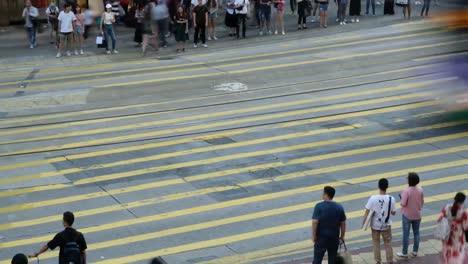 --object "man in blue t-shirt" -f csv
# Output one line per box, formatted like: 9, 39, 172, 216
312, 186, 347, 264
